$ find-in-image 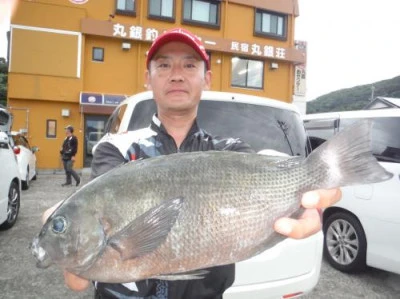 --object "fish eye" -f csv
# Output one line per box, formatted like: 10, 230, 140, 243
51, 216, 67, 234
